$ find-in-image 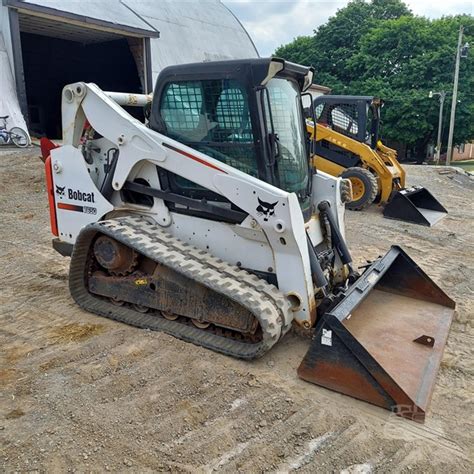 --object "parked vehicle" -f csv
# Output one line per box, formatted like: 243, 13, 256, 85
307, 96, 447, 226
41, 59, 455, 422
